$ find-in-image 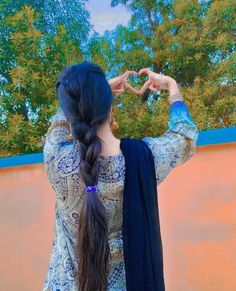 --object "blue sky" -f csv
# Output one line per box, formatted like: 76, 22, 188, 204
85, 0, 131, 34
